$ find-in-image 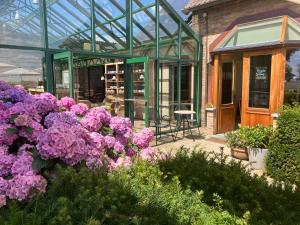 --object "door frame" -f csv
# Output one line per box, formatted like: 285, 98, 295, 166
126, 56, 149, 127
217, 54, 236, 133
